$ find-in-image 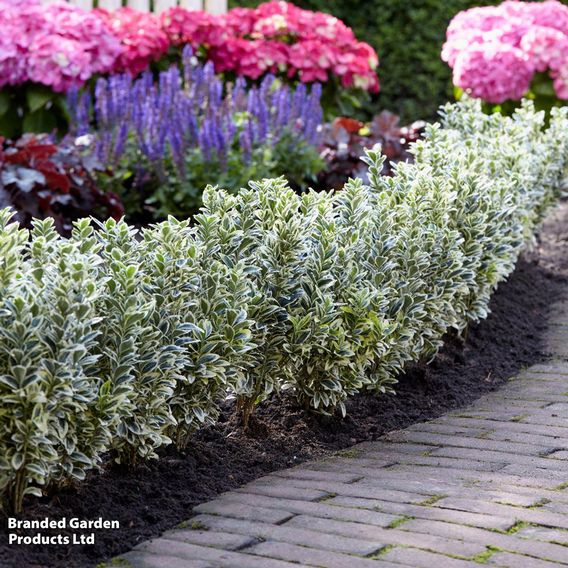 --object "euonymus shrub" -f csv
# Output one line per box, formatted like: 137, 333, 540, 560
1, 99, 567, 513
